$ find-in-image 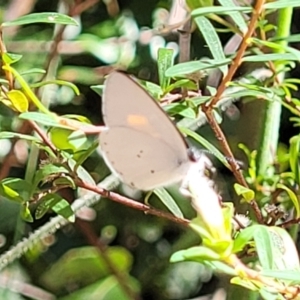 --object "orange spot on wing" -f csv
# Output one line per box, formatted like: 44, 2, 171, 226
126, 114, 162, 139
127, 114, 149, 127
